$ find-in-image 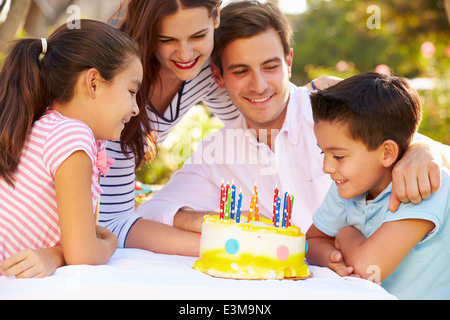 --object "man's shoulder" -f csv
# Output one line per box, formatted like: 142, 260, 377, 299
288, 82, 310, 100
287, 83, 313, 119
